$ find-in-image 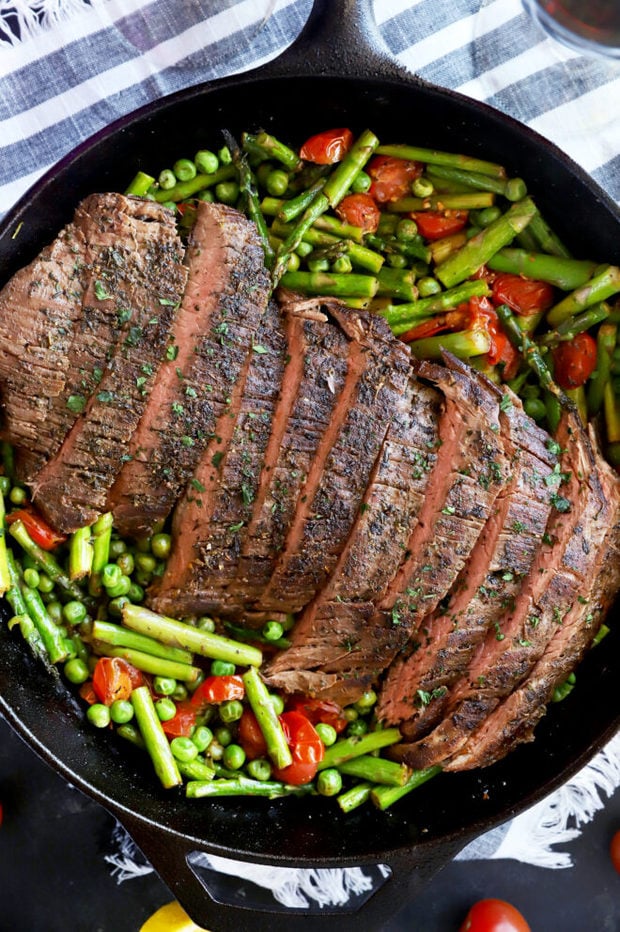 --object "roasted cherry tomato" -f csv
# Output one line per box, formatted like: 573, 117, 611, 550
190, 674, 245, 706
79, 681, 98, 706
299, 128, 353, 164
272, 711, 325, 786
551, 331, 598, 389
411, 209, 469, 241
286, 695, 348, 733
335, 193, 381, 233
459, 898, 531, 932
491, 272, 555, 316
92, 656, 143, 706
5, 507, 66, 550
237, 709, 268, 760
367, 154, 422, 203
611, 828, 620, 874
161, 700, 197, 738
